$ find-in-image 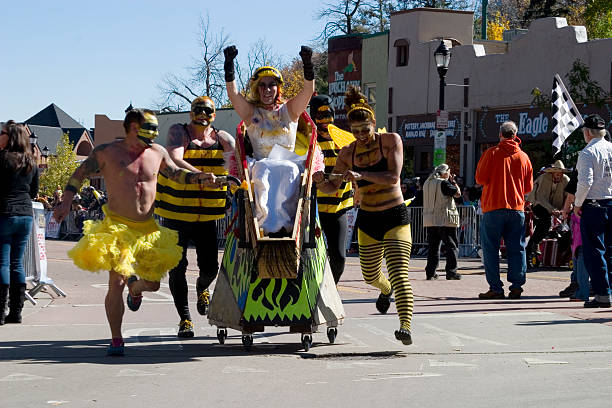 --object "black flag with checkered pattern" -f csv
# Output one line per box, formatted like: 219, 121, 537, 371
551, 74, 584, 154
